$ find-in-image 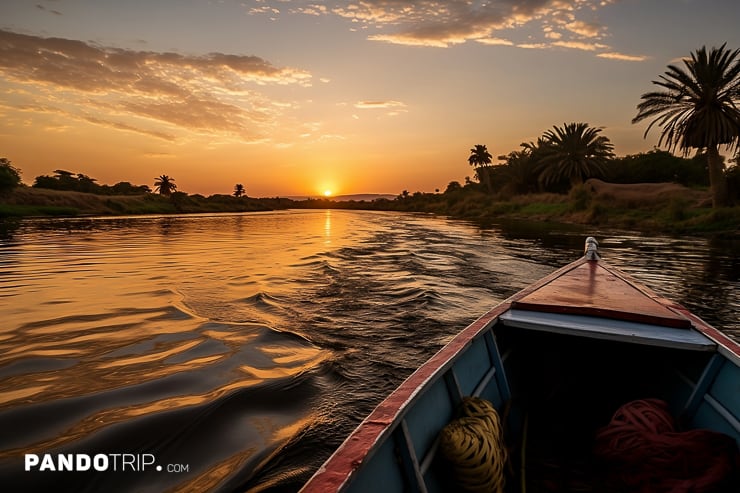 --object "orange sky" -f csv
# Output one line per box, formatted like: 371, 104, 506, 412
1, 1, 739, 197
